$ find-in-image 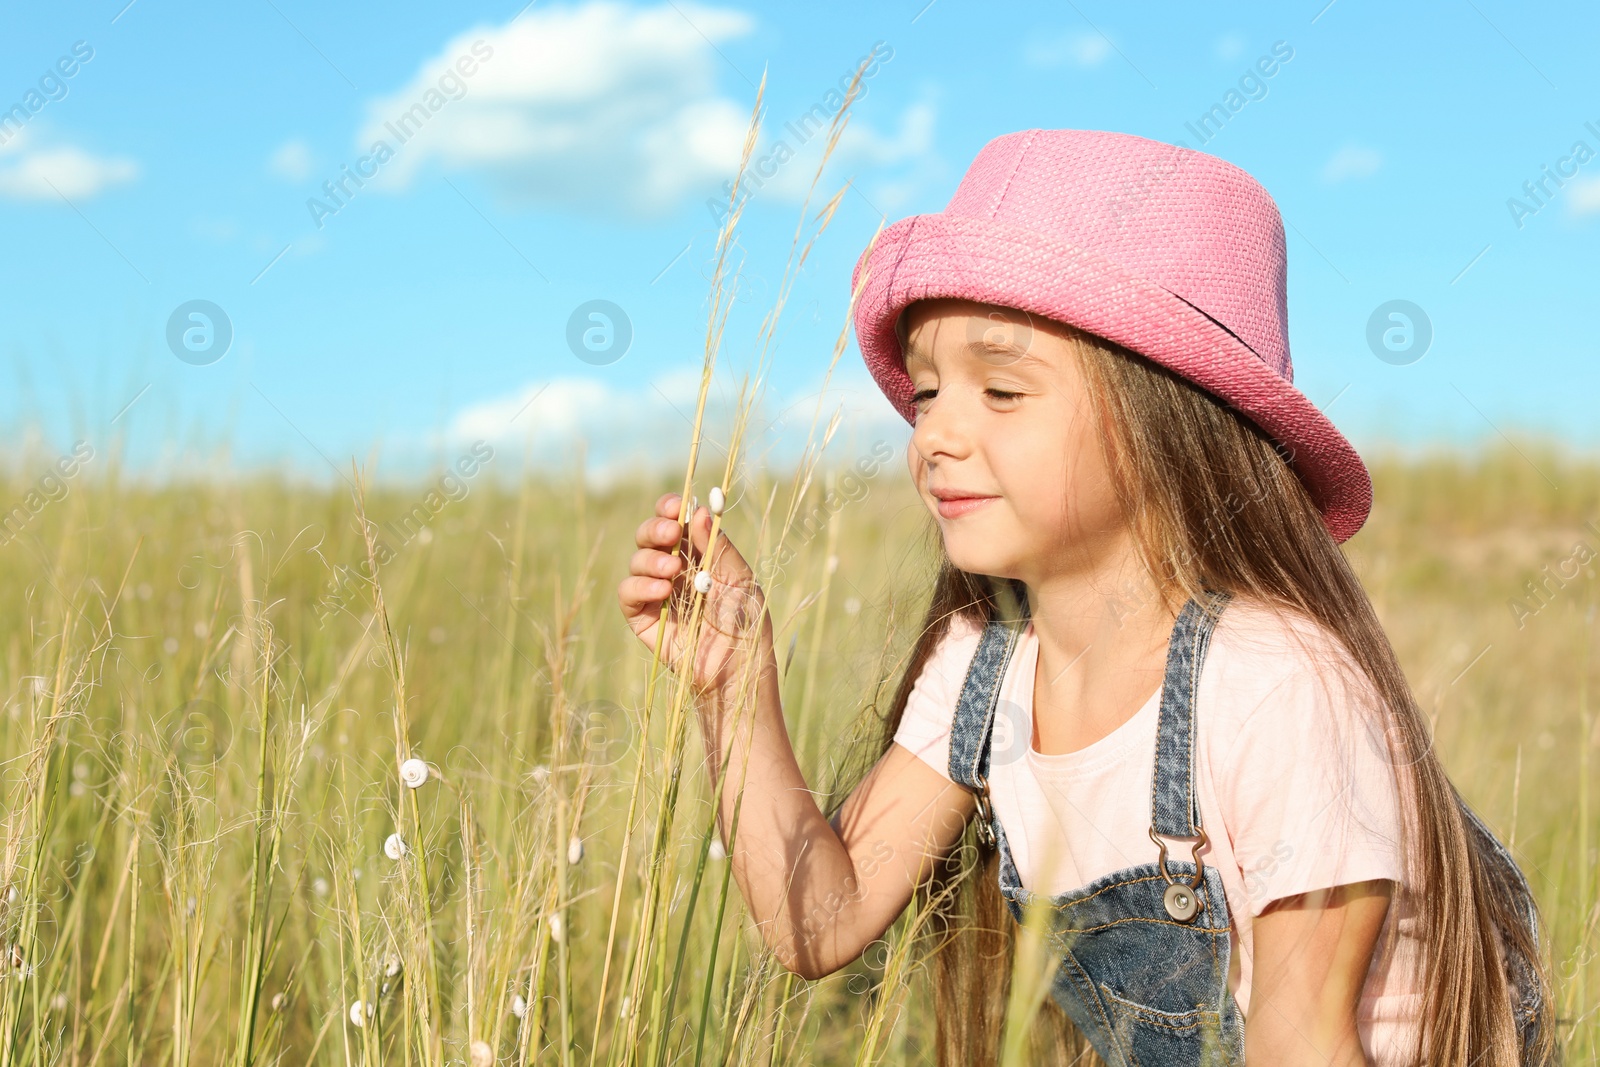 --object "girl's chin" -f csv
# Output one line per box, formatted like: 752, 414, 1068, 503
941, 540, 1017, 580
